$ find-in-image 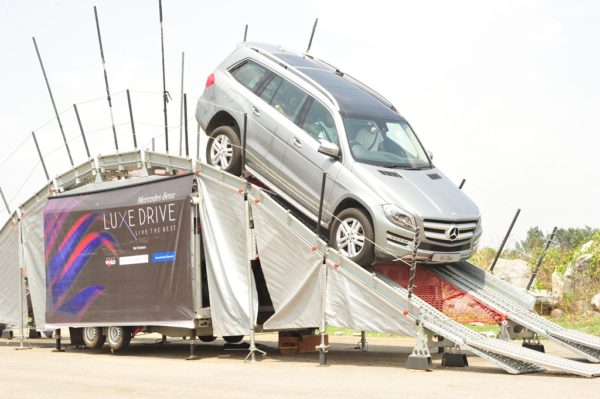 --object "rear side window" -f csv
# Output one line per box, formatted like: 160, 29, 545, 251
271, 80, 307, 122
230, 61, 269, 91
258, 75, 283, 103
301, 100, 339, 145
